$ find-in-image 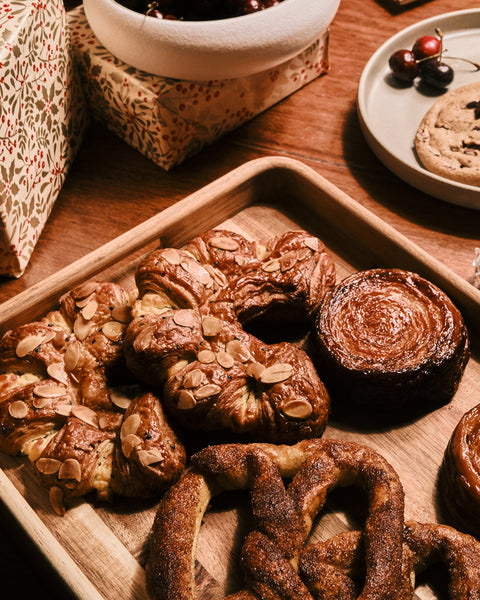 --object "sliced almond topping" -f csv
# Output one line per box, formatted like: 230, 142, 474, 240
121, 413, 141, 439
111, 305, 132, 323
256, 243, 268, 260
36, 457, 62, 475
202, 315, 223, 337
73, 315, 92, 341
226, 340, 251, 363
162, 248, 181, 265
122, 434, 142, 458
177, 390, 196, 410
74, 281, 98, 300
280, 252, 298, 272
210, 236, 240, 251
49, 486, 65, 516
182, 369, 203, 389
297, 247, 311, 261
138, 449, 164, 467
281, 399, 313, 419
75, 293, 94, 309
8, 400, 28, 419
71, 405, 98, 427
55, 403, 73, 417
304, 237, 319, 251
173, 310, 196, 328
46, 363, 69, 386
262, 258, 281, 273
27, 438, 50, 462
216, 352, 235, 369
58, 458, 82, 481
194, 384, 222, 400
102, 320, 126, 342
235, 255, 246, 267
53, 330, 68, 348
259, 363, 293, 384
246, 362, 265, 380
34, 383, 67, 398
110, 389, 133, 410
197, 349, 216, 364
64, 340, 80, 372
181, 259, 211, 286
15, 334, 46, 358
80, 299, 98, 321
33, 396, 50, 409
